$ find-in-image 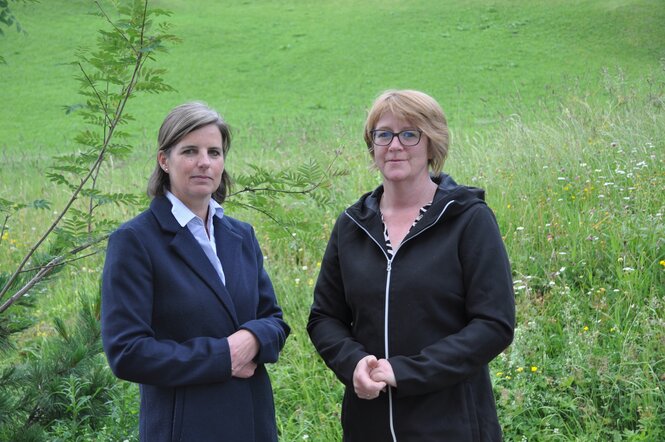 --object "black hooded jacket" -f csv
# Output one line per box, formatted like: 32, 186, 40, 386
308, 174, 515, 441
